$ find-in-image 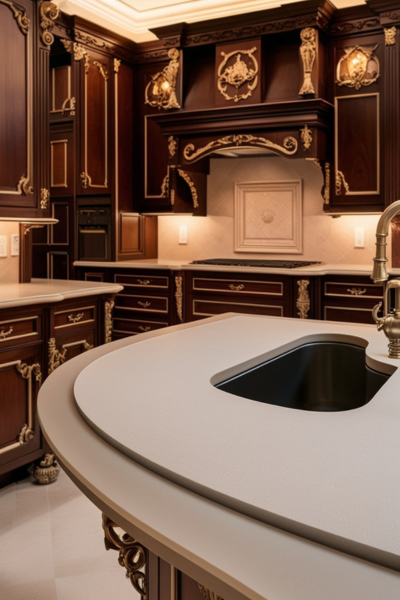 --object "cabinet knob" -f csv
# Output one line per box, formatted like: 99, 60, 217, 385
229, 284, 245, 291
0, 326, 13, 339
138, 301, 151, 308
68, 312, 84, 323
347, 288, 367, 296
